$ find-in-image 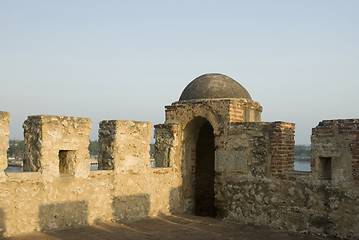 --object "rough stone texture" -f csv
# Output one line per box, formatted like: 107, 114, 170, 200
0, 169, 182, 237
224, 173, 359, 239
154, 92, 358, 239
0, 215, 328, 240
220, 121, 359, 239
270, 122, 295, 177
154, 98, 264, 219
229, 100, 262, 122
0, 112, 10, 179
154, 124, 180, 167
166, 99, 262, 126
311, 119, 359, 182
0, 115, 181, 237
155, 98, 262, 215
98, 120, 152, 173
220, 122, 272, 176
23, 115, 92, 179
0, 74, 358, 239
